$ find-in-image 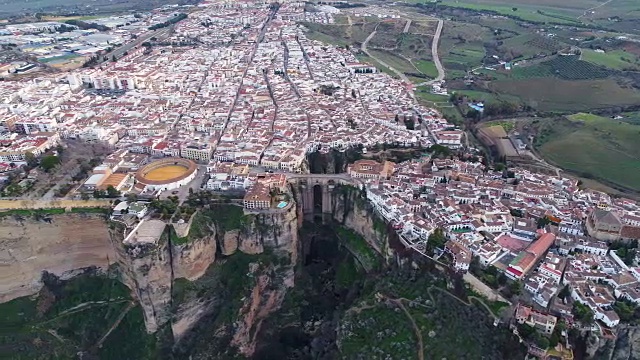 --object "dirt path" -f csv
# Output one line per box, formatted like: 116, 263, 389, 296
578, 0, 614, 19
361, 23, 411, 83
37, 300, 129, 326
403, 19, 412, 33
380, 294, 424, 360
95, 301, 135, 348
350, 284, 508, 359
